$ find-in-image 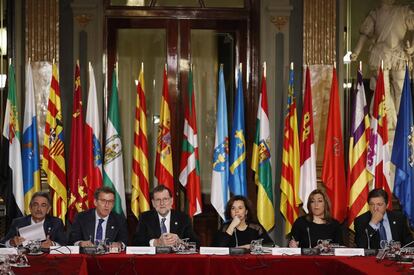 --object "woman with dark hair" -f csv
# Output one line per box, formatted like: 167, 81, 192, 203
213, 195, 273, 248
289, 189, 343, 248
